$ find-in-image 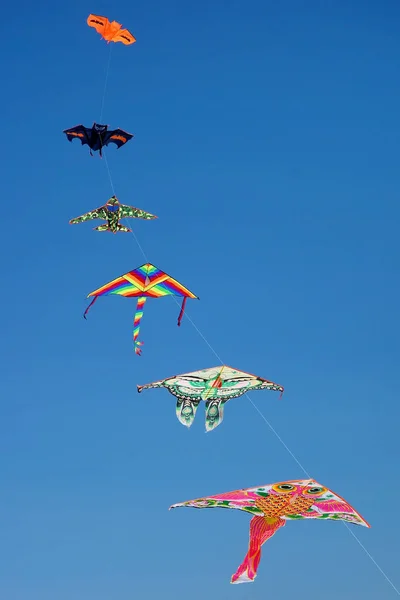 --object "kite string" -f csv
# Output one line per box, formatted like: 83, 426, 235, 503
93, 30, 399, 598
99, 160, 400, 597
97, 39, 149, 264
170, 297, 311, 478
343, 523, 400, 596
102, 150, 148, 263
170, 297, 400, 596
99, 43, 113, 122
